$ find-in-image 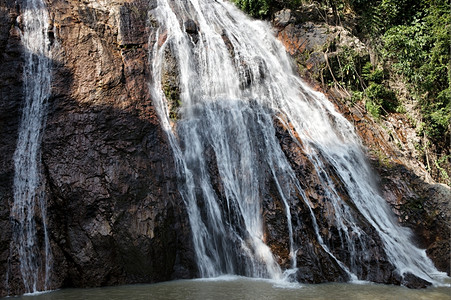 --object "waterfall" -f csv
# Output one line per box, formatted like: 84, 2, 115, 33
10, 0, 53, 293
148, 0, 445, 284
